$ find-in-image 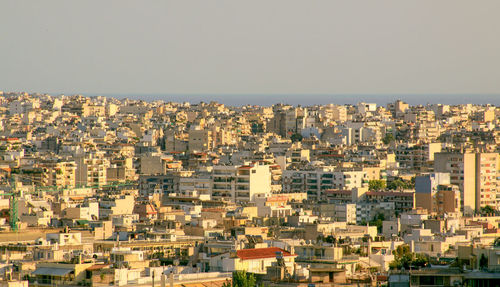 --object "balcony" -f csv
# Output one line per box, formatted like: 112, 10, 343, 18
213, 178, 233, 183
212, 172, 234, 177
212, 186, 231, 191
236, 192, 249, 198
